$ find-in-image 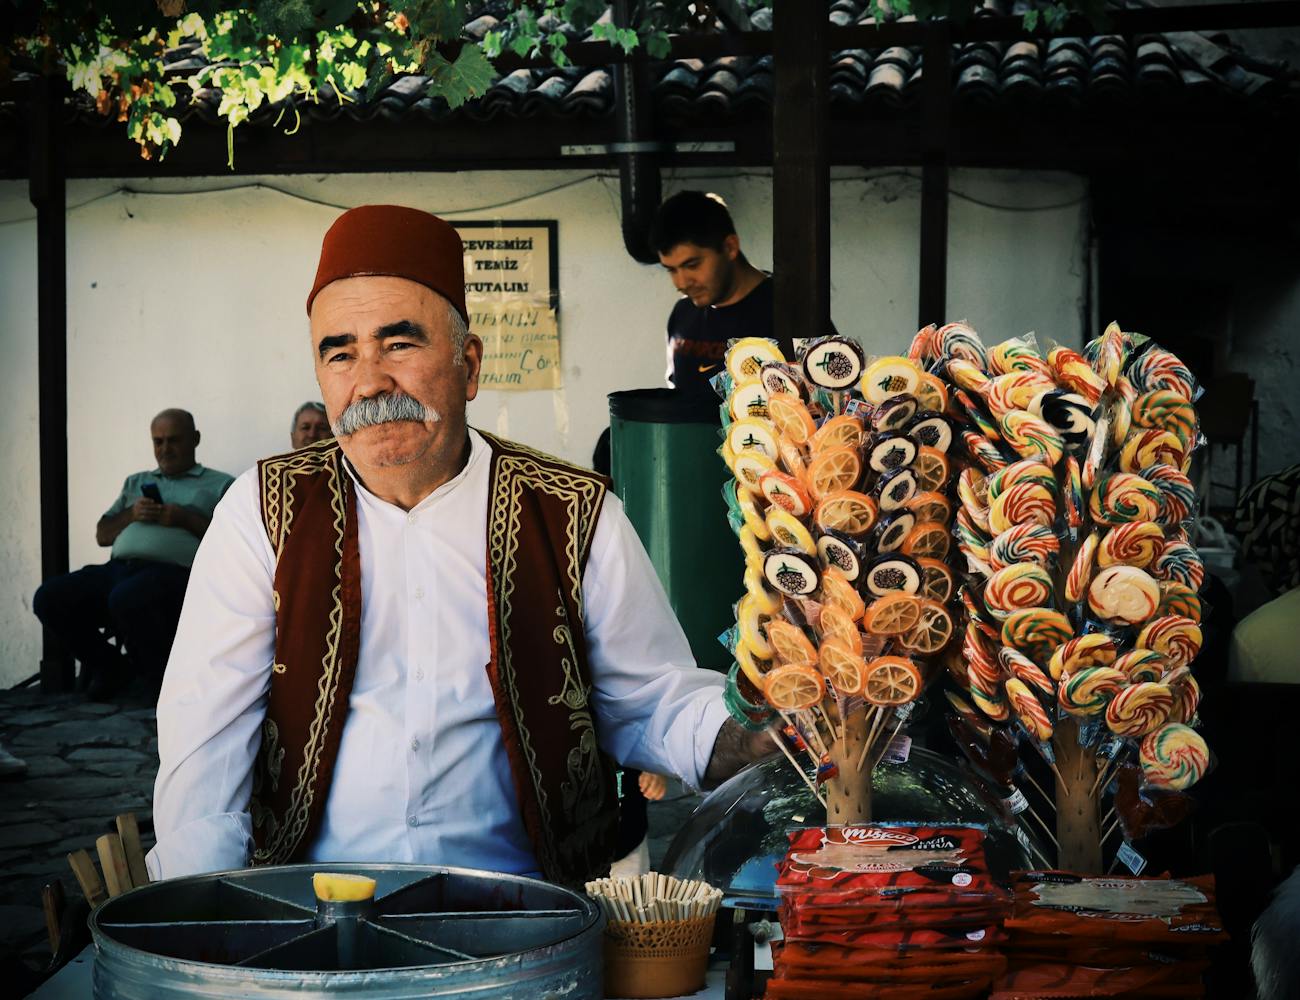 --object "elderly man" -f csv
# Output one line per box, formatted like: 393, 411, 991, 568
33, 409, 233, 700
149, 206, 769, 885
289, 400, 332, 449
